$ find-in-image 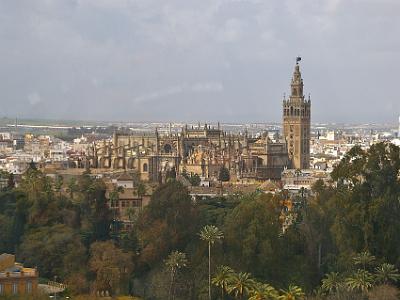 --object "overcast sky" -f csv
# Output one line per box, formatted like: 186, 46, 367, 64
1, 0, 399, 124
